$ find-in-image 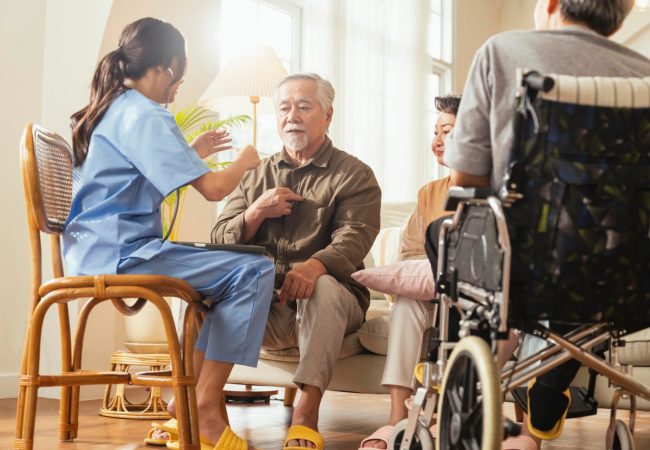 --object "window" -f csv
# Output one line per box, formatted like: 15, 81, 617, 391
426, 0, 453, 178
218, 0, 302, 155
219, 0, 301, 73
